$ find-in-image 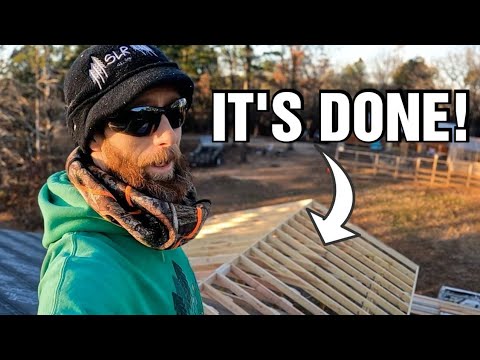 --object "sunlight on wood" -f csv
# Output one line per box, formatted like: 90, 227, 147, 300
195, 200, 421, 315
184, 199, 313, 280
